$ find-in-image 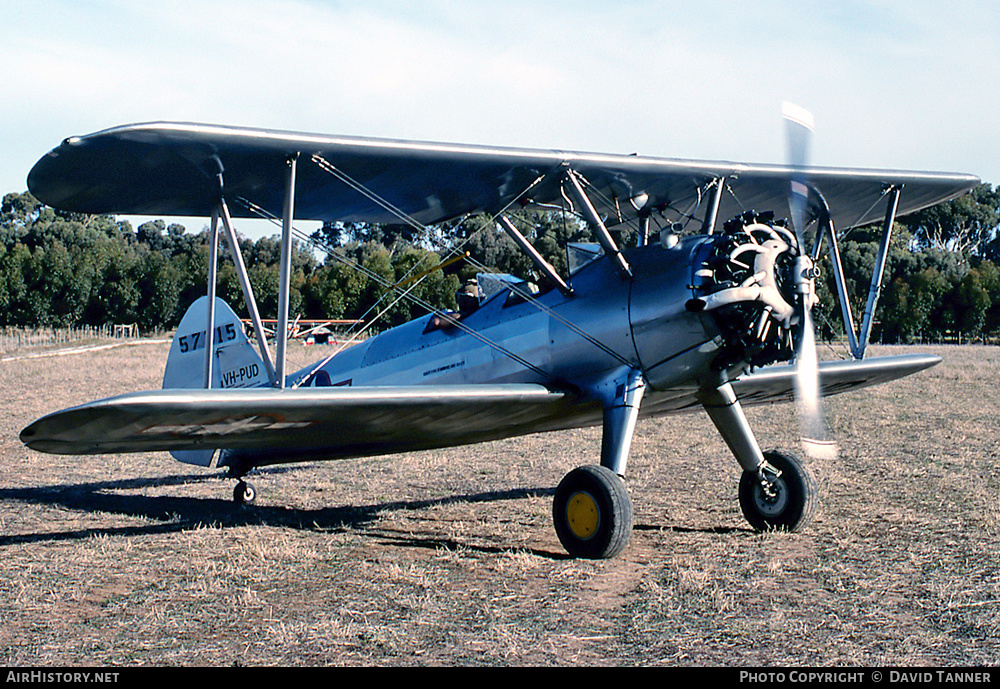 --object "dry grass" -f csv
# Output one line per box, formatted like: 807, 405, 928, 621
2, 339, 999, 666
